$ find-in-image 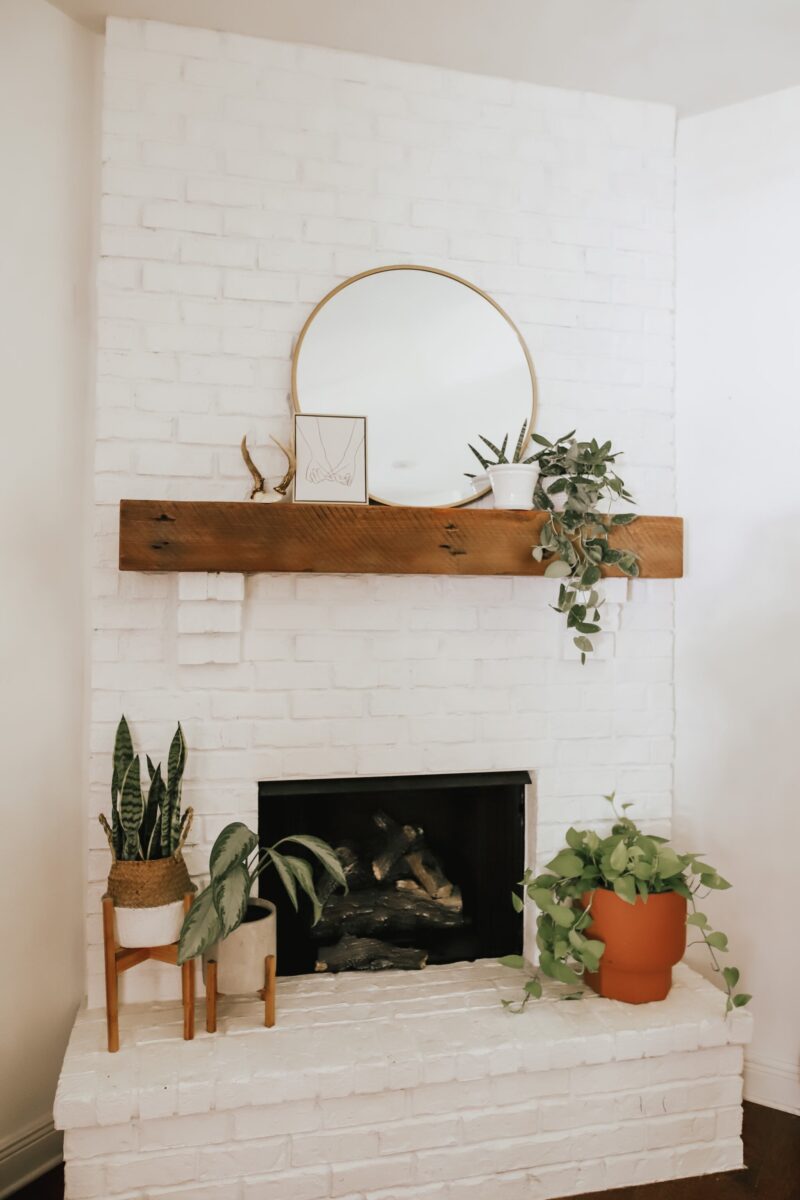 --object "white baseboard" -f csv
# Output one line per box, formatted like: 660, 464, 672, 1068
744, 1053, 800, 1116
0, 1119, 62, 1200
